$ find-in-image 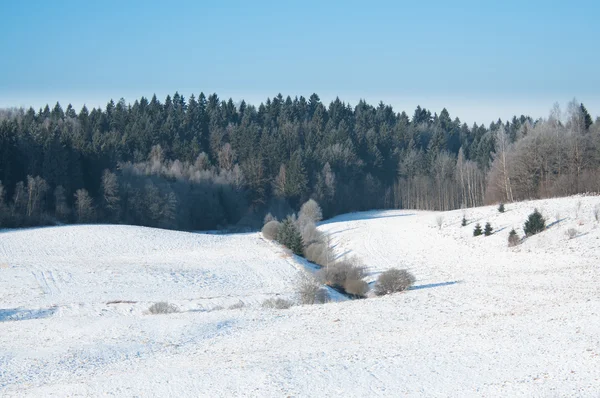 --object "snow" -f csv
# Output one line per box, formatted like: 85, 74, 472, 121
1, 196, 600, 396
